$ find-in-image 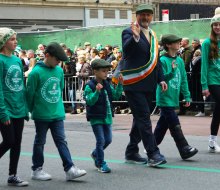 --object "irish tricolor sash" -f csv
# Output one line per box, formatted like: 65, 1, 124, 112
121, 29, 159, 85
